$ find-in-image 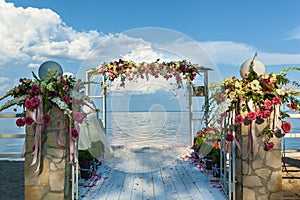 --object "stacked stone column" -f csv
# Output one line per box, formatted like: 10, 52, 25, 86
24, 106, 71, 200
236, 121, 282, 200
